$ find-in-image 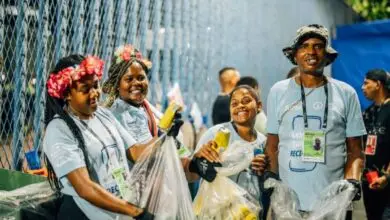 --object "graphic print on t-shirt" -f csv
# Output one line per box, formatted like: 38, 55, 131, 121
289, 115, 323, 172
